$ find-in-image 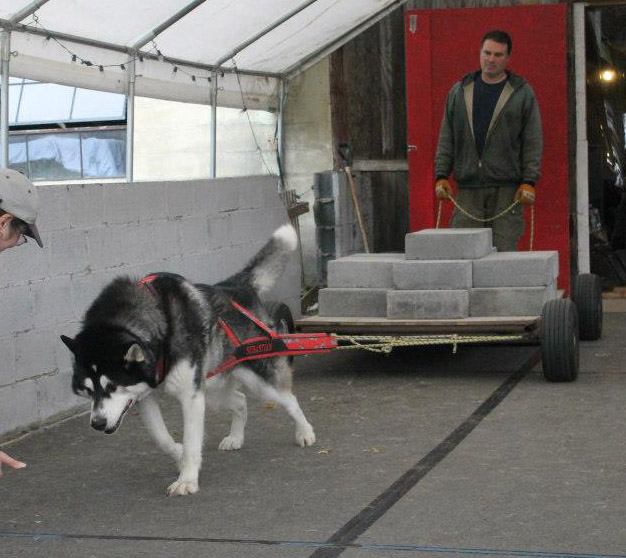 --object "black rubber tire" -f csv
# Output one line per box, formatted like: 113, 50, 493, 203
541, 298, 579, 382
264, 301, 295, 363
571, 273, 603, 341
